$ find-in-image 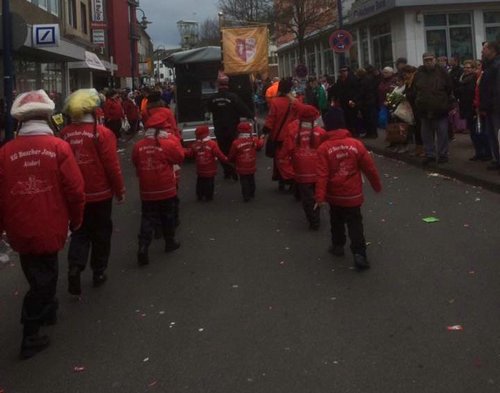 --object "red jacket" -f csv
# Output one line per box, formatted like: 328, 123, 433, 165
60, 122, 126, 202
103, 98, 124, 121
0, 124, 85, 254
132, 132, 185, 201
185, 138, 228, 177
264, 96, 299, 142
228, 134, 264, 175
280, 120, 326, 184
315, 130, 382, 207
144, 107, 180, 139
122, 99, 140, 121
